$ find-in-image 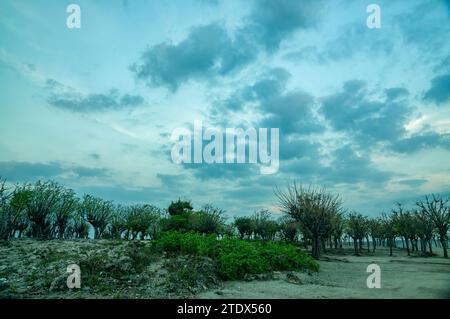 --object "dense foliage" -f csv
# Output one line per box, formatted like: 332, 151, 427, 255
151, 231, 319, 279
